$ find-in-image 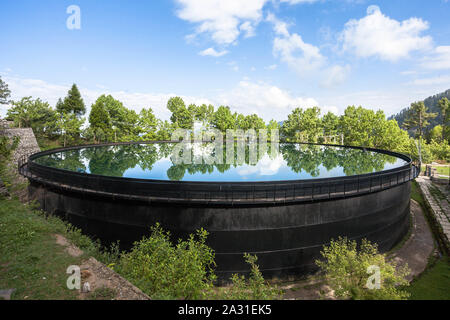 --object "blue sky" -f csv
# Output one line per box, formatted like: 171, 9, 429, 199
1, 0, 449, 121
